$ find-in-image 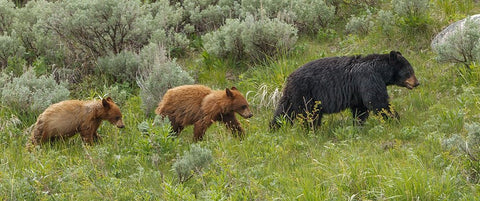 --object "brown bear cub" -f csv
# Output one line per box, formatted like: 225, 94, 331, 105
155, 85, 253, 141
28, 97, 124, 148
